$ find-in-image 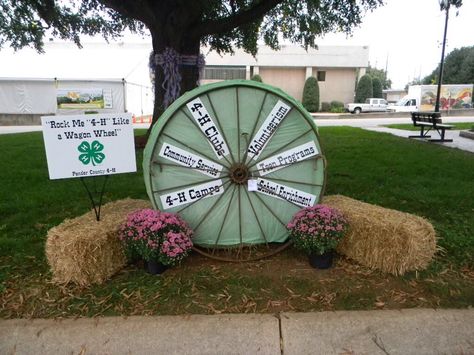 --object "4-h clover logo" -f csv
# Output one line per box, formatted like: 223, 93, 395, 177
78, 140, 105, 166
